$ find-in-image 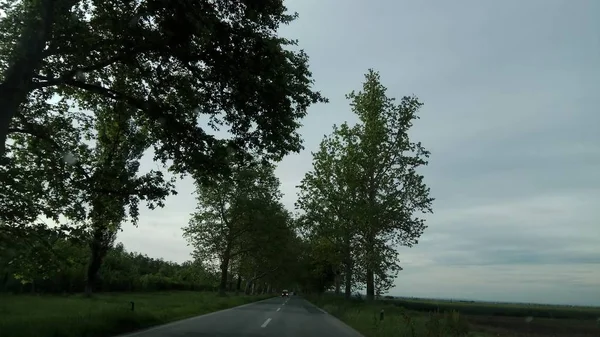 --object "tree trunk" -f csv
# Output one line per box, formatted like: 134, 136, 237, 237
218, 258, 230, 296
0, 0, 56, 157
228, 275, 234, 291
344, 262, 352, 299
85, 226, 109, 297
365, 232, 376, 301
245, 271, 256, 294
334, 267, 341, 295
343, 235, 353, 299
236, 274, 242, 293
366, 268, 375, 301
85, 249, 102, 296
